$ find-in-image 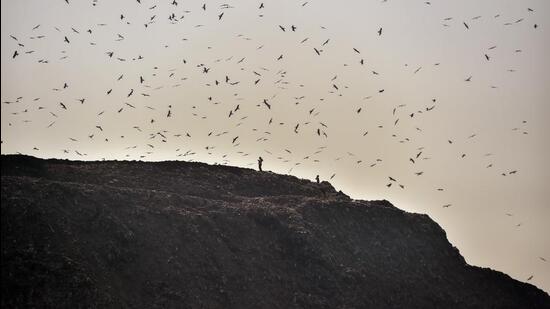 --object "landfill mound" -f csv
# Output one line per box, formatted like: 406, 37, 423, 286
1, 155, 549, 308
